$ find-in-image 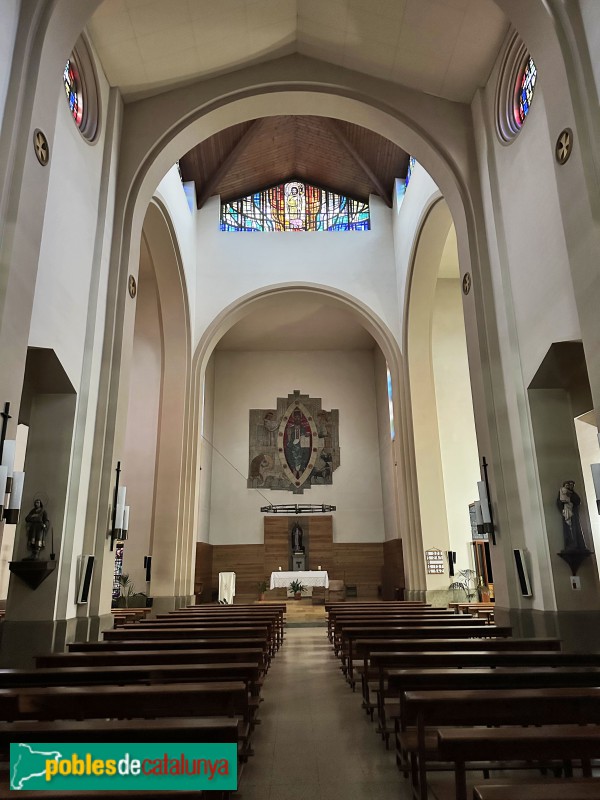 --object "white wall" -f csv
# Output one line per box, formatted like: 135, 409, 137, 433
432, 278, 480, 572
0, 0, 20, 127
195, 195, 400, 345
373, 348, 399, 541
392, 162, 440, 350
197, 354, 215, 543
208, 349, 385, 545
485, 84, 580, 388
575, 416, 600, 577
154, 167, 197, 340
28, 42, 111, 389
122, 256, 162, 592
579, 1, 600, 104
